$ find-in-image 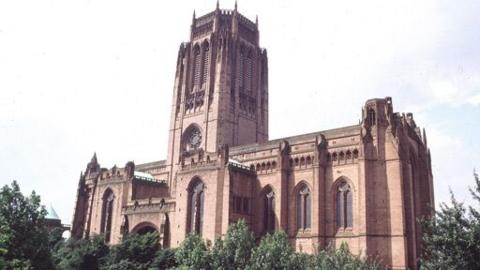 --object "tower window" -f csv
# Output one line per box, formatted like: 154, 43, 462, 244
244, 50, 253, 93
101, 189, 114, 243
201, 42, 209, 87
188, 178, 204, 235
193, 45, 201, 89
367, 108, 376, 126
